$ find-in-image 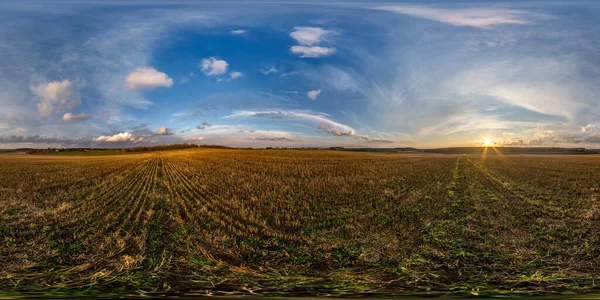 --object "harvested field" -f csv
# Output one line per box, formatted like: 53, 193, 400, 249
0, 149, 599, 296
